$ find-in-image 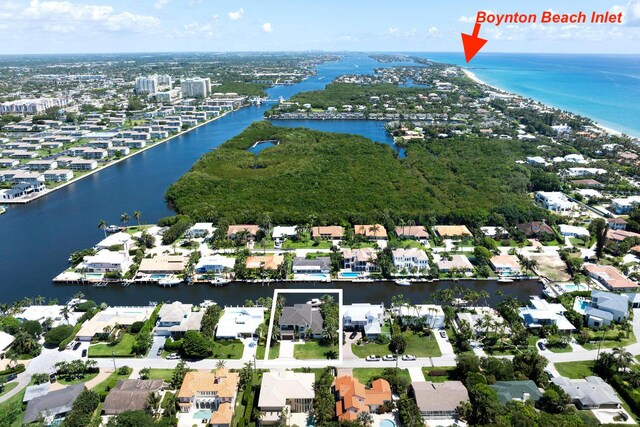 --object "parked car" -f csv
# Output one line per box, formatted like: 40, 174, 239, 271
365, 355, 381, 362
402, 354, 416, 361
65, 341, 76, 350
439, 330, 447, 339
538, 341, 547, 351
157, 348, 163, 356
382, 354, 397, 361
81, 349, 87, 358
72, 342, 81, 351
167, 353, 180, 360
5, 373, 17, 382
49, 373, 56, 383
349, 331, 358, 339
544, 369, 554, 379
